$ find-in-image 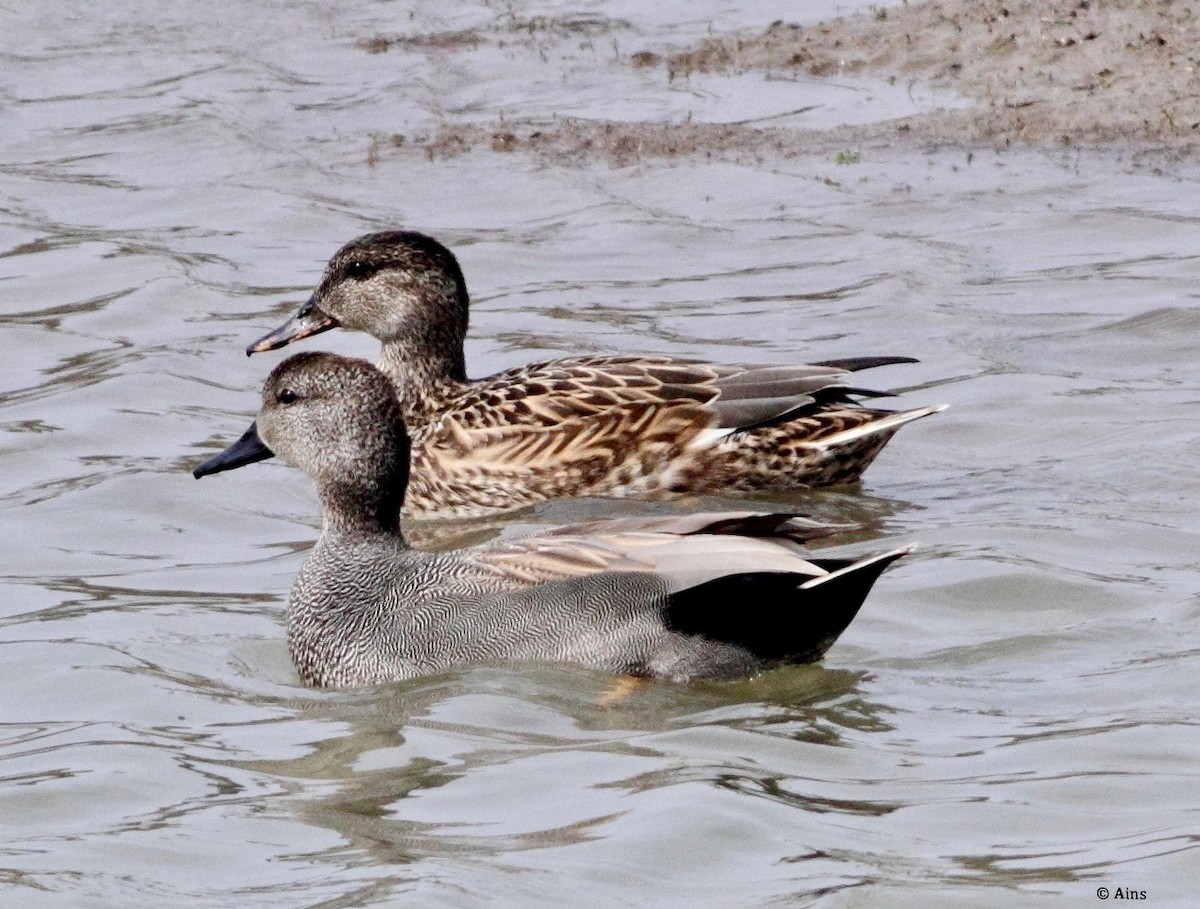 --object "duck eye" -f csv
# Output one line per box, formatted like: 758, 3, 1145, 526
277, 388, 298, 405
345, 259, 371, 280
